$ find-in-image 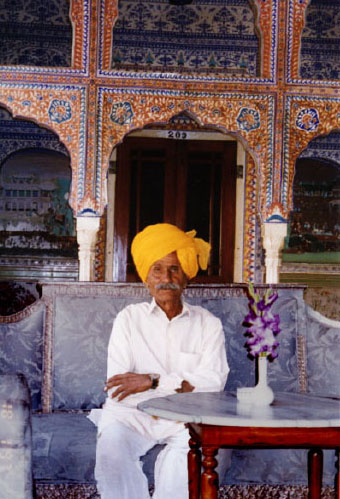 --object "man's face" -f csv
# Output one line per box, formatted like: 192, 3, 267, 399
146, 252, 188, 303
